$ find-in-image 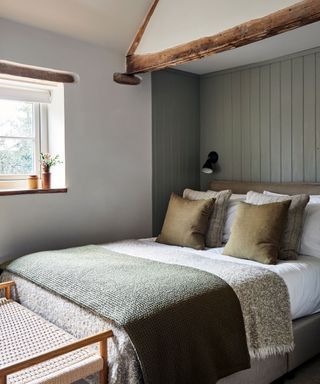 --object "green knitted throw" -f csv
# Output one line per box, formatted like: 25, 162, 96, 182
4, 245, 250, 384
